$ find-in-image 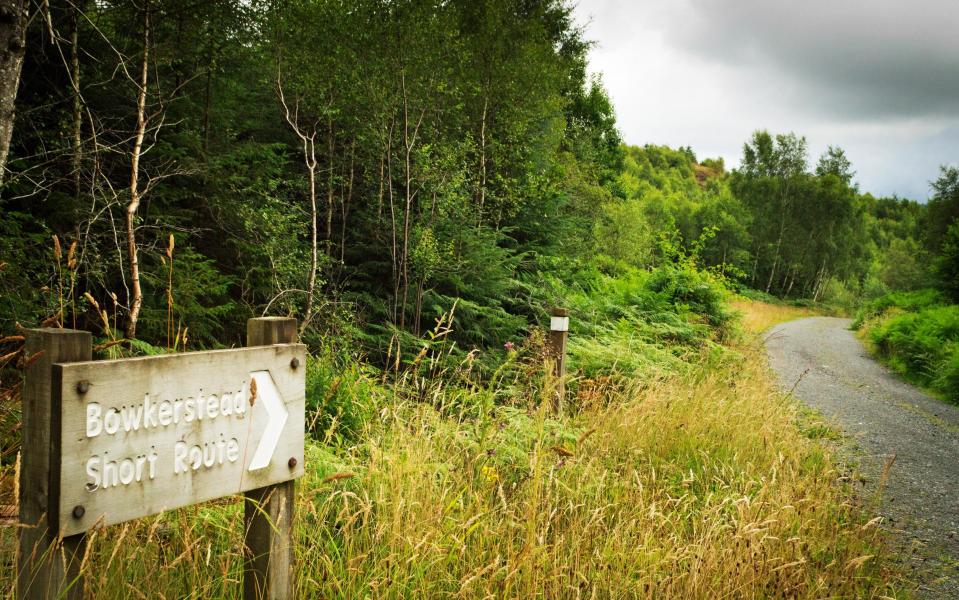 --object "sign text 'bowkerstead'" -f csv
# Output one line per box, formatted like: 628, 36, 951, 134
52, 345, 305, 536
